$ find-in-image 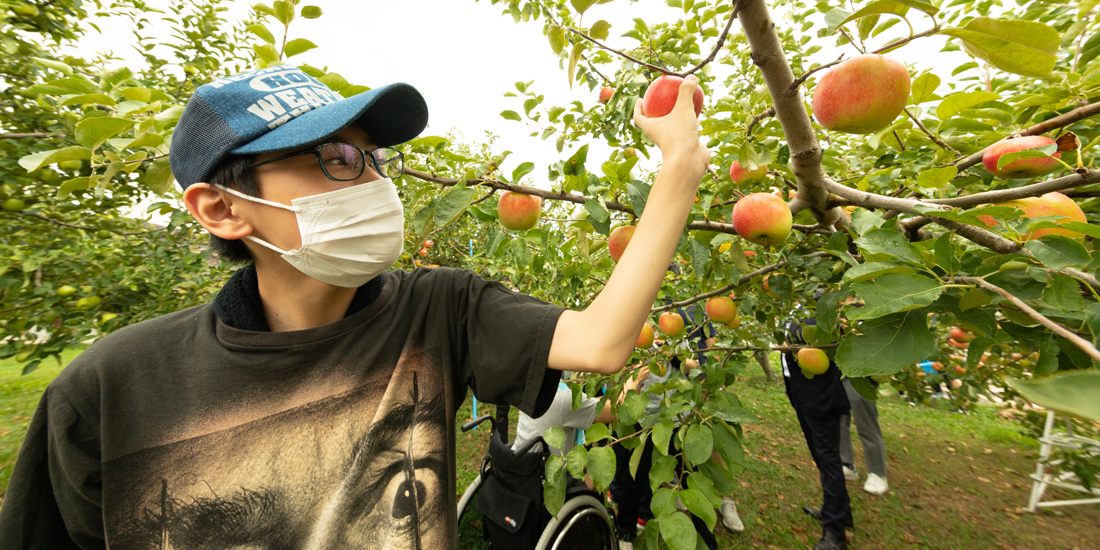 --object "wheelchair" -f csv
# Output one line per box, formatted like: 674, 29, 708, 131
456, 407, 618, 550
